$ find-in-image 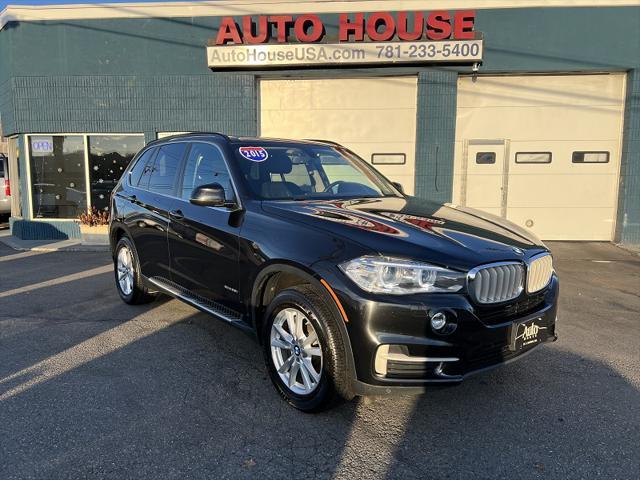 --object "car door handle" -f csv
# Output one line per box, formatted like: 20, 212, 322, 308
169, 209, 184, 220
